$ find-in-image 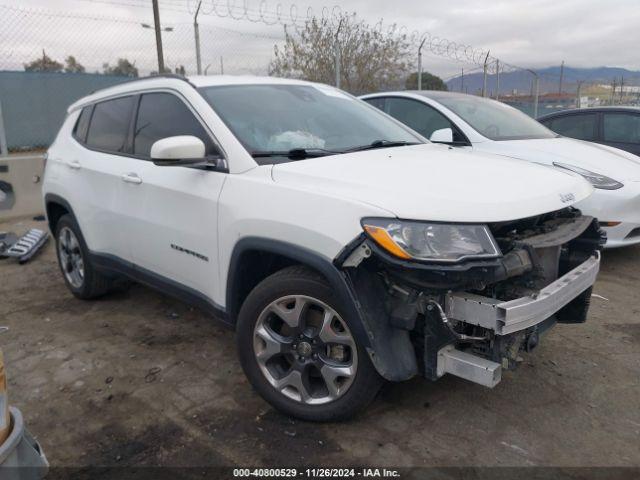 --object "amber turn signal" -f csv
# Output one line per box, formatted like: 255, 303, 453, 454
363, 224, 411, 260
